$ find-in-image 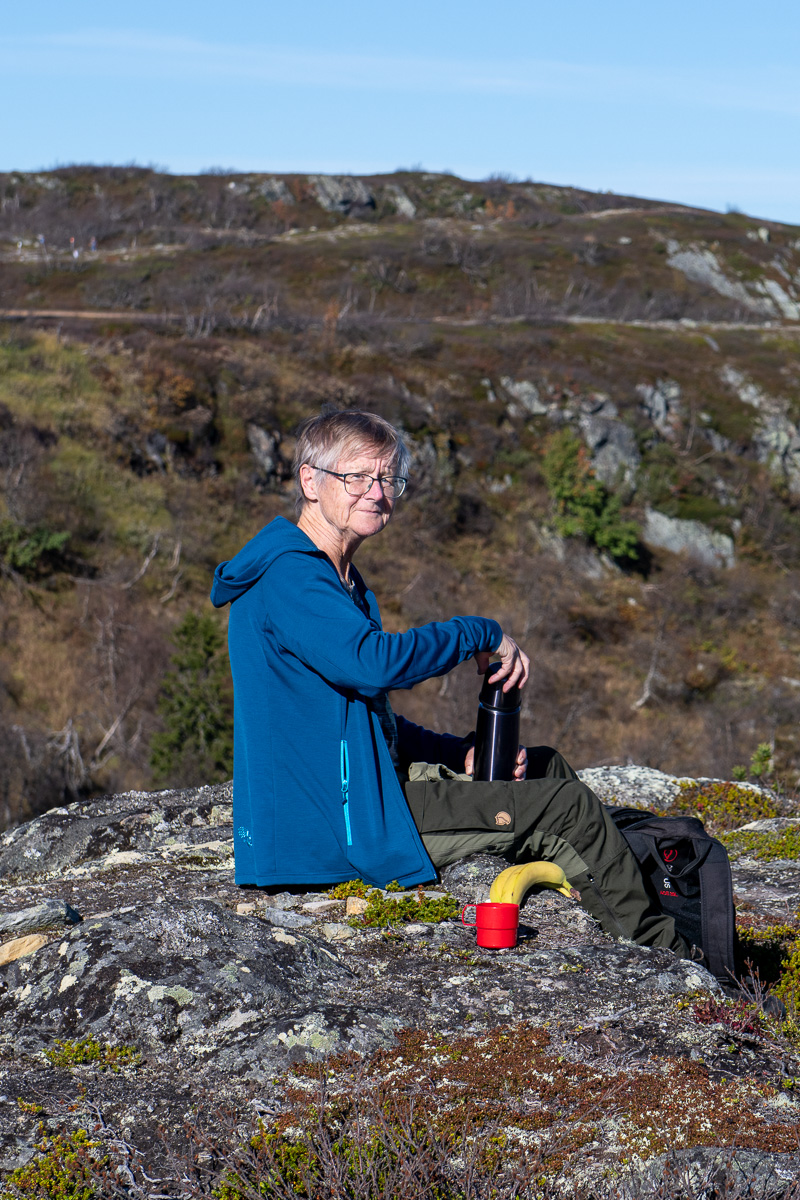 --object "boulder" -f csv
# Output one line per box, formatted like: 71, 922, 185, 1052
246, 423, 283, 482
499, 376, 548, 418
257, 177, 294, 205
643, 507, 735, 569
0, 899, 387, 1081
382, 183, 416, 219
578, 401, 640, 488
719, 364, 800, 493
0, 782, 233, 882
308, 175, 374, 214
636, 378, 683, 439
755, 412, 800, 494
666, 241, 774, 316
0, 898, 81, 937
